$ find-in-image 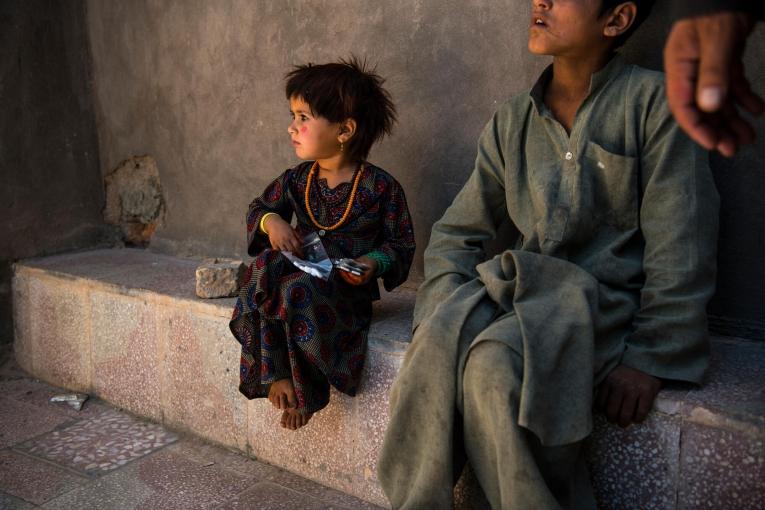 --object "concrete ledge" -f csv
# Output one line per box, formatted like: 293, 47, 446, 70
12, 248, 765, 509
12, 248, 412, 507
